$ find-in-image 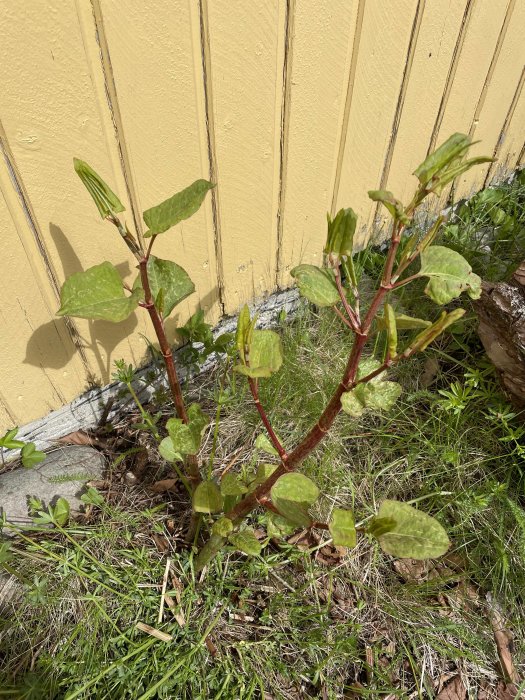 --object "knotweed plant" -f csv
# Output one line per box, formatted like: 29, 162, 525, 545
54, 134, 491, 571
